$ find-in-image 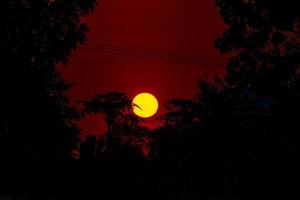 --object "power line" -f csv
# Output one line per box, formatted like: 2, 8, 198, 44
79, 37, 227, 67
87, 36, 227, 61
83, 43, 226, 67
